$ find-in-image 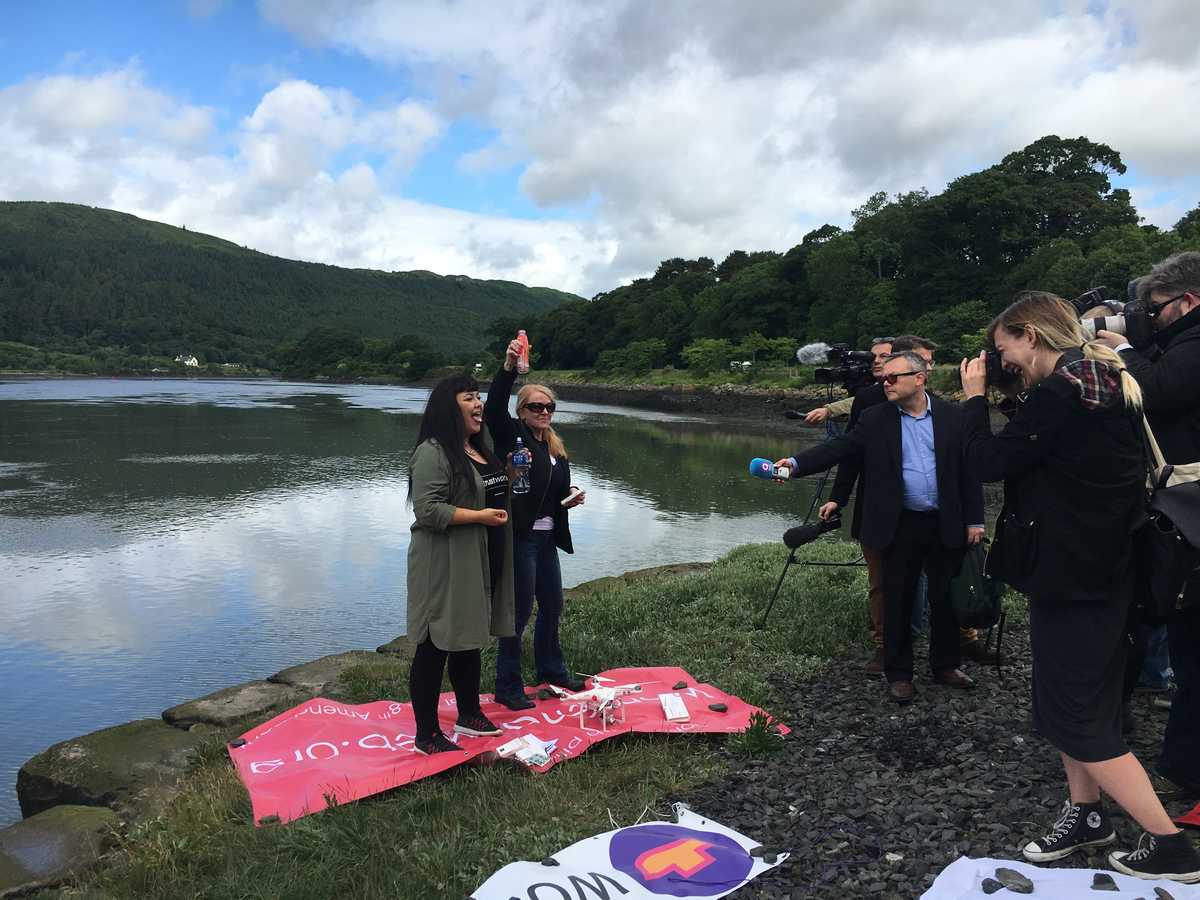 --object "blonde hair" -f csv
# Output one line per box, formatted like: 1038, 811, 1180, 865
516, 383, 569, 460
989, 291, 1142, 410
